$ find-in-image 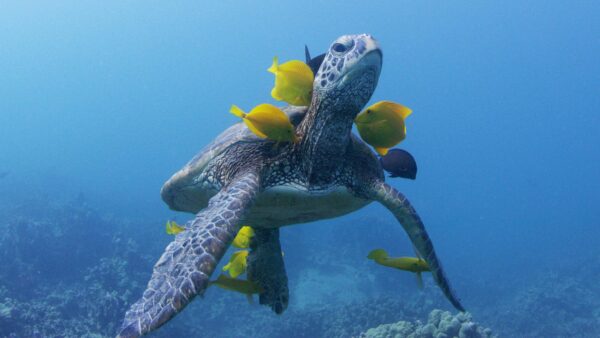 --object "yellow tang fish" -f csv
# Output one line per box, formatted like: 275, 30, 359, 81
230, 104, 297, 143
165, 220, 185, 235
268, 56, 314, 106
209, 274, 263, 303
232, 226, 255, 249
367, 248, 430, 288
355, 101, 412, 156
223, 250, 249, 278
